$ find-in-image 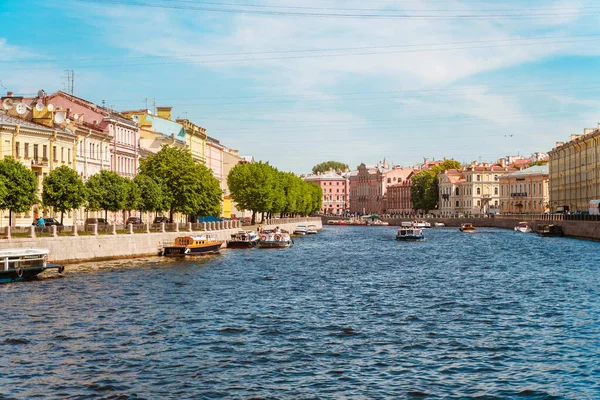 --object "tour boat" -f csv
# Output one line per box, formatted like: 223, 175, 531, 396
161, 235, 224, 256
293, 224, 308, 235
536, 224, 563, 237
434, 222, 445, 227
460, 223, 476, 233
396, 222, 424, 241
258, 230, 293, 249
306, 224, 318, 234
226, 230, 259, 248
0, 249, 65, 284
514, 221, 533, 233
